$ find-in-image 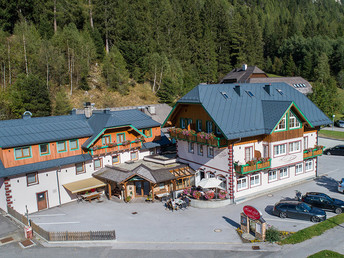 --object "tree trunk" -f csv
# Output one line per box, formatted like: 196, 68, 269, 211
46, 54, 49, 89
54, 0, 57, 33
152, 65, 157, 93
105, 2, 109, 54
156, 68, 163, 93
70, 49, 74, 95
3, 63, 6, 89
89, 0, 94, 30
7, 40, 11, 85
23, 34, 29, 76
